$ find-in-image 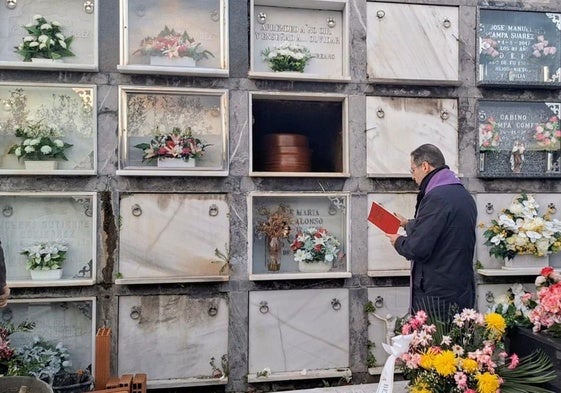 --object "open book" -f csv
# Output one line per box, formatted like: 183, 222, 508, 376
368, 201, 401, 234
